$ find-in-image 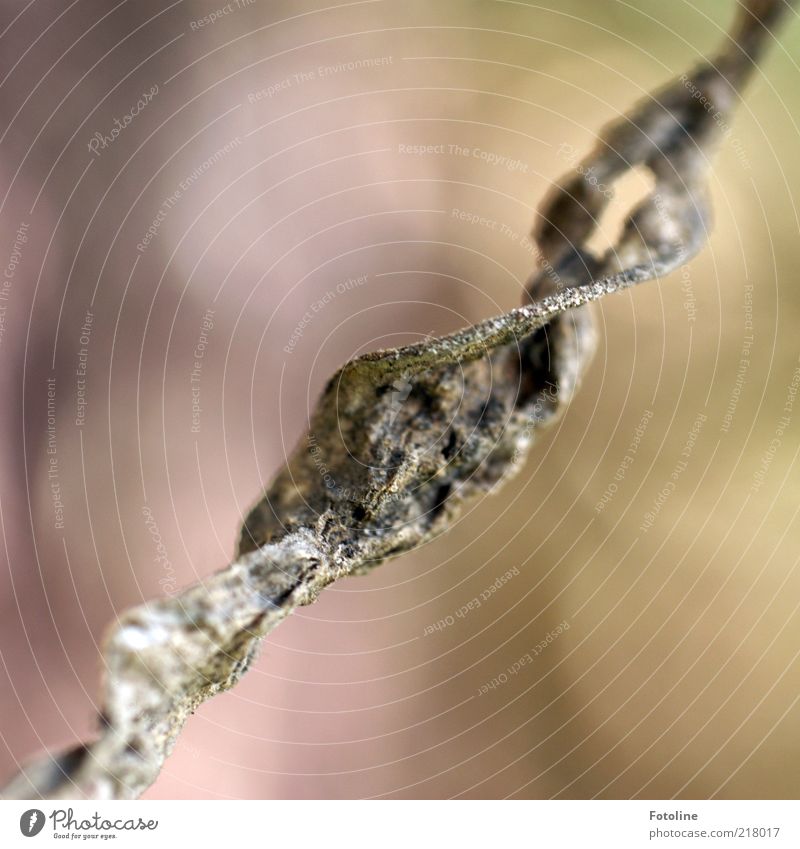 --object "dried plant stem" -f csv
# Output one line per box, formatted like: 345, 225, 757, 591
2, 0, 794, 801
